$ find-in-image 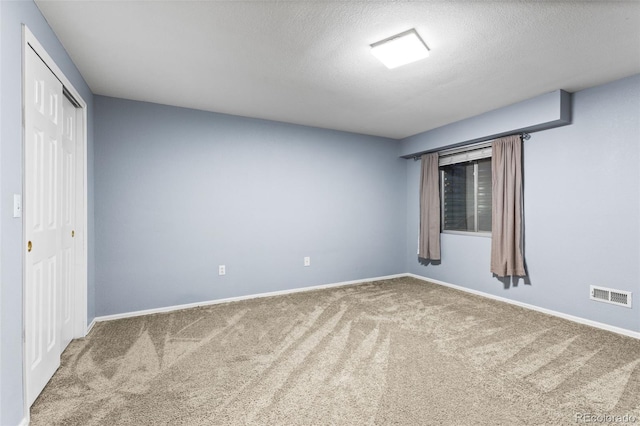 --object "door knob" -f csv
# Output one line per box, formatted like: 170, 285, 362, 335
71, 230, 75, 237
27, 241, 32, 252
